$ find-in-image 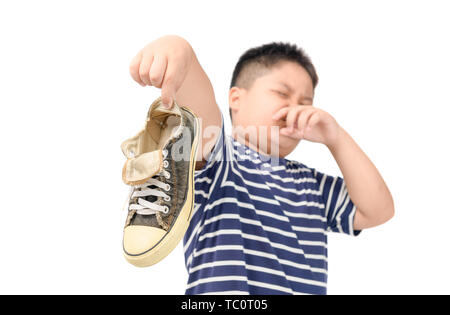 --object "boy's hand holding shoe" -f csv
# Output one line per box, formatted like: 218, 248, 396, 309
129, 34, 195, 109
121, 35, 202, 267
